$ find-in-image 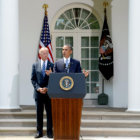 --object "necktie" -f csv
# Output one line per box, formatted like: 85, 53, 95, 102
42, 61, 46, 77
65, 59, 69, 73
66, 59, 69, 68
